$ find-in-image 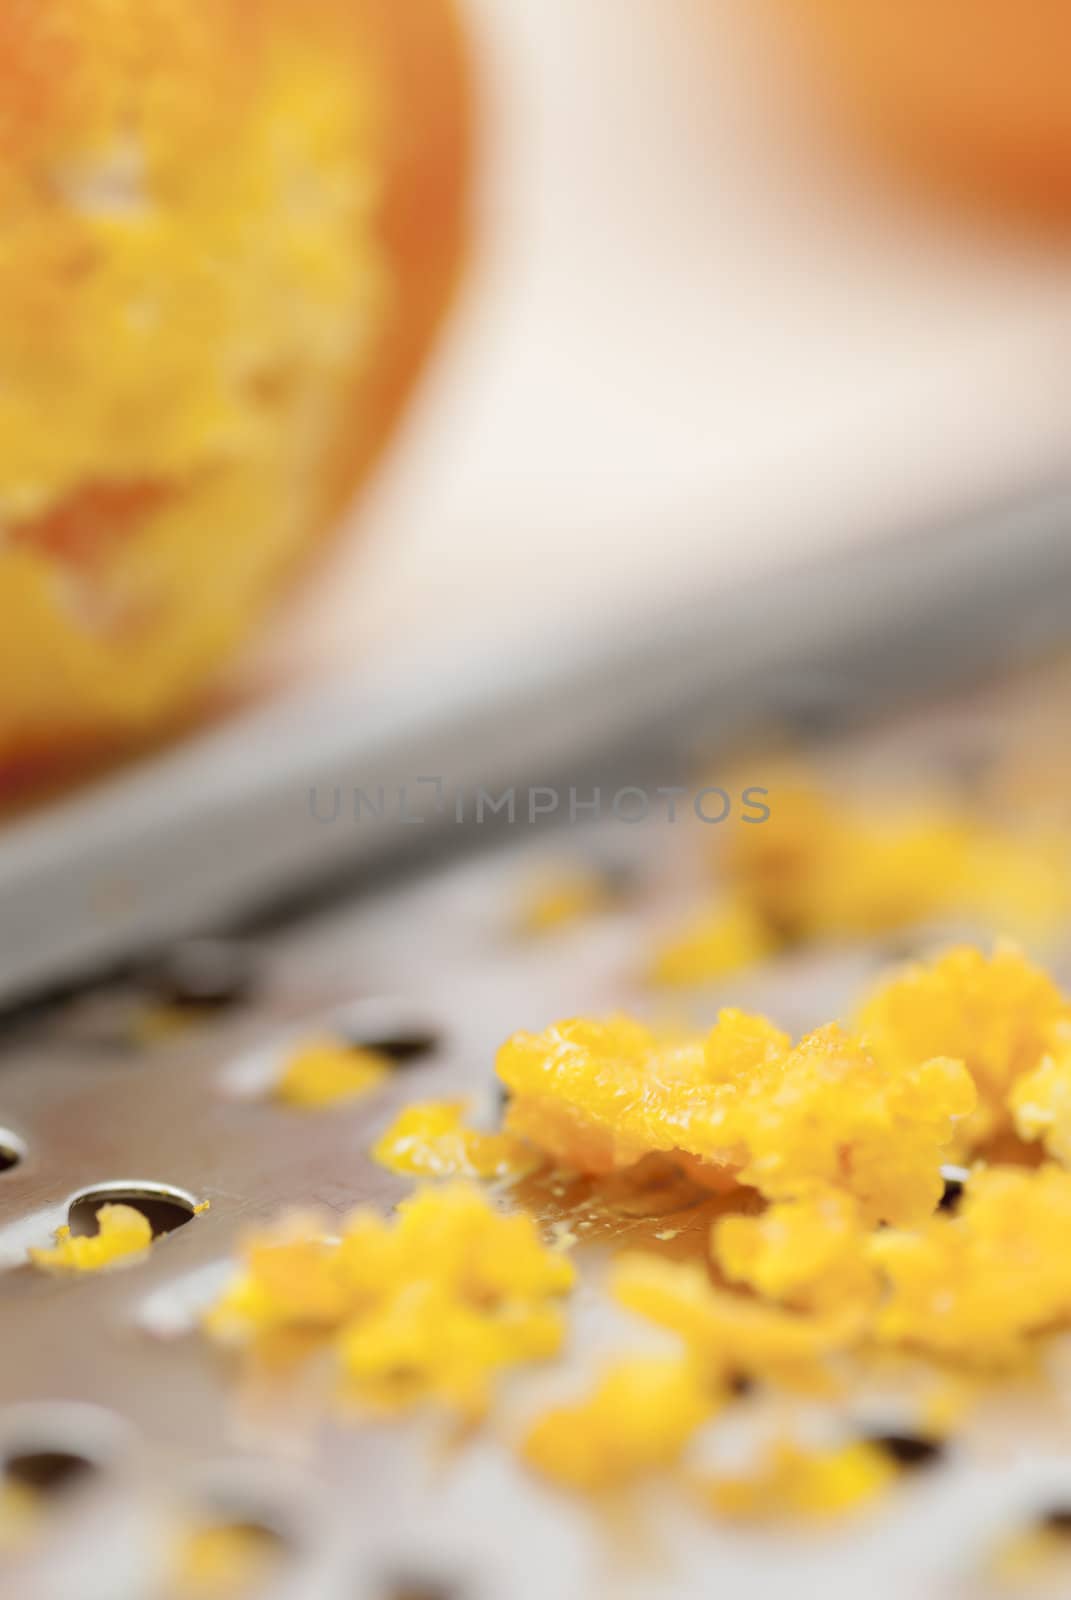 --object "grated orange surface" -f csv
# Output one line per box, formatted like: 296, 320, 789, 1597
0, 0, 469, 777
